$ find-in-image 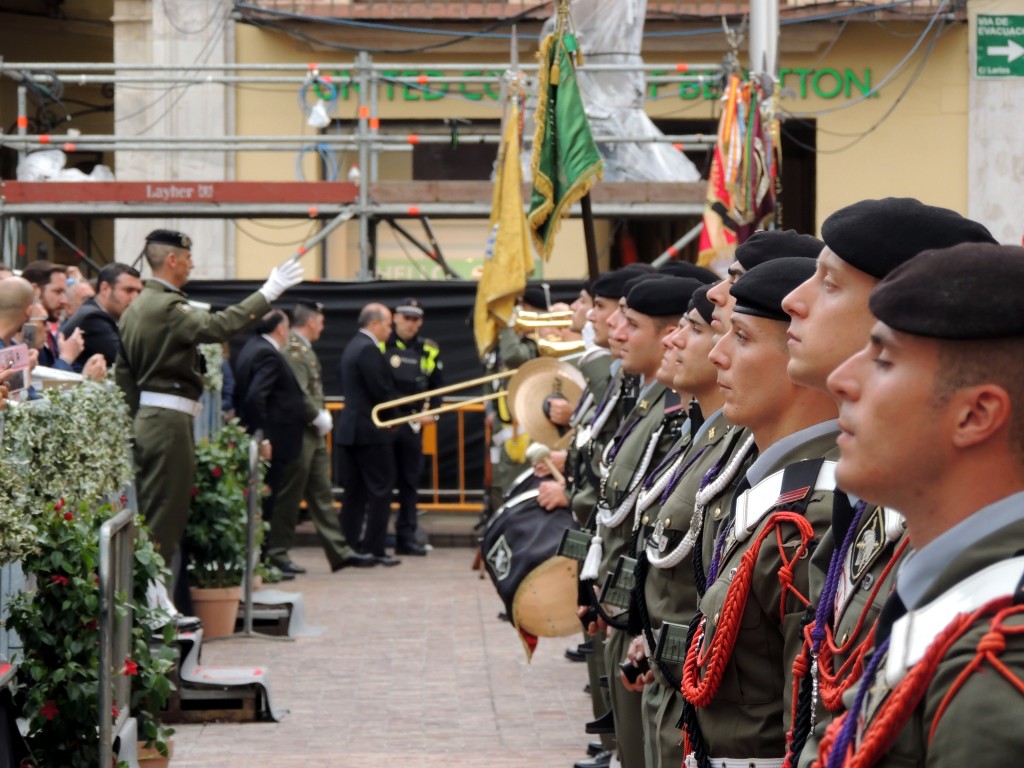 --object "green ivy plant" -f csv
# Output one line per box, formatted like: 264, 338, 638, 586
186, 418, 265, 589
